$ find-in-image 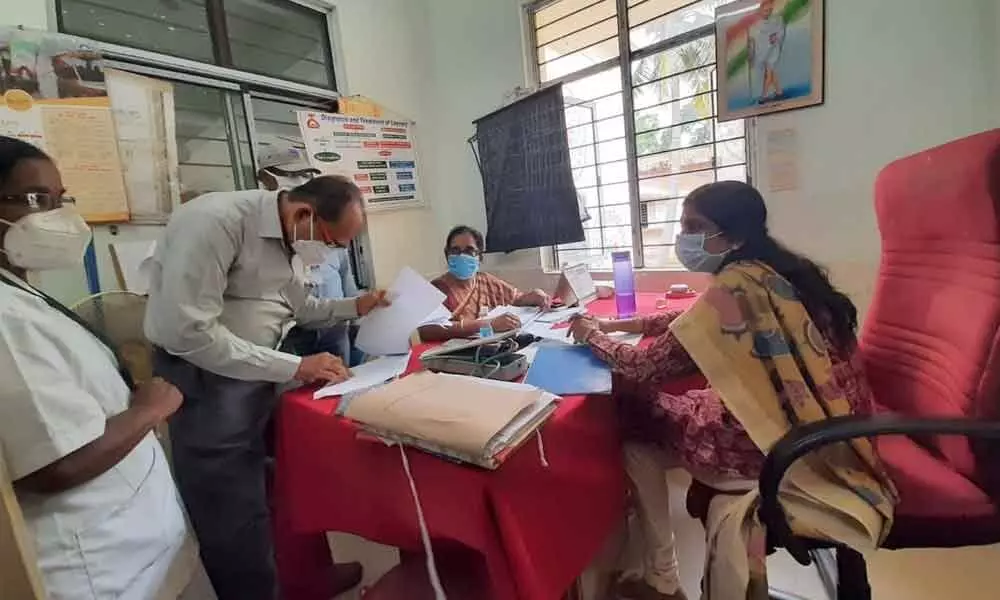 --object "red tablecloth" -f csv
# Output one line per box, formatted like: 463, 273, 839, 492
273, 293, 699, 600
